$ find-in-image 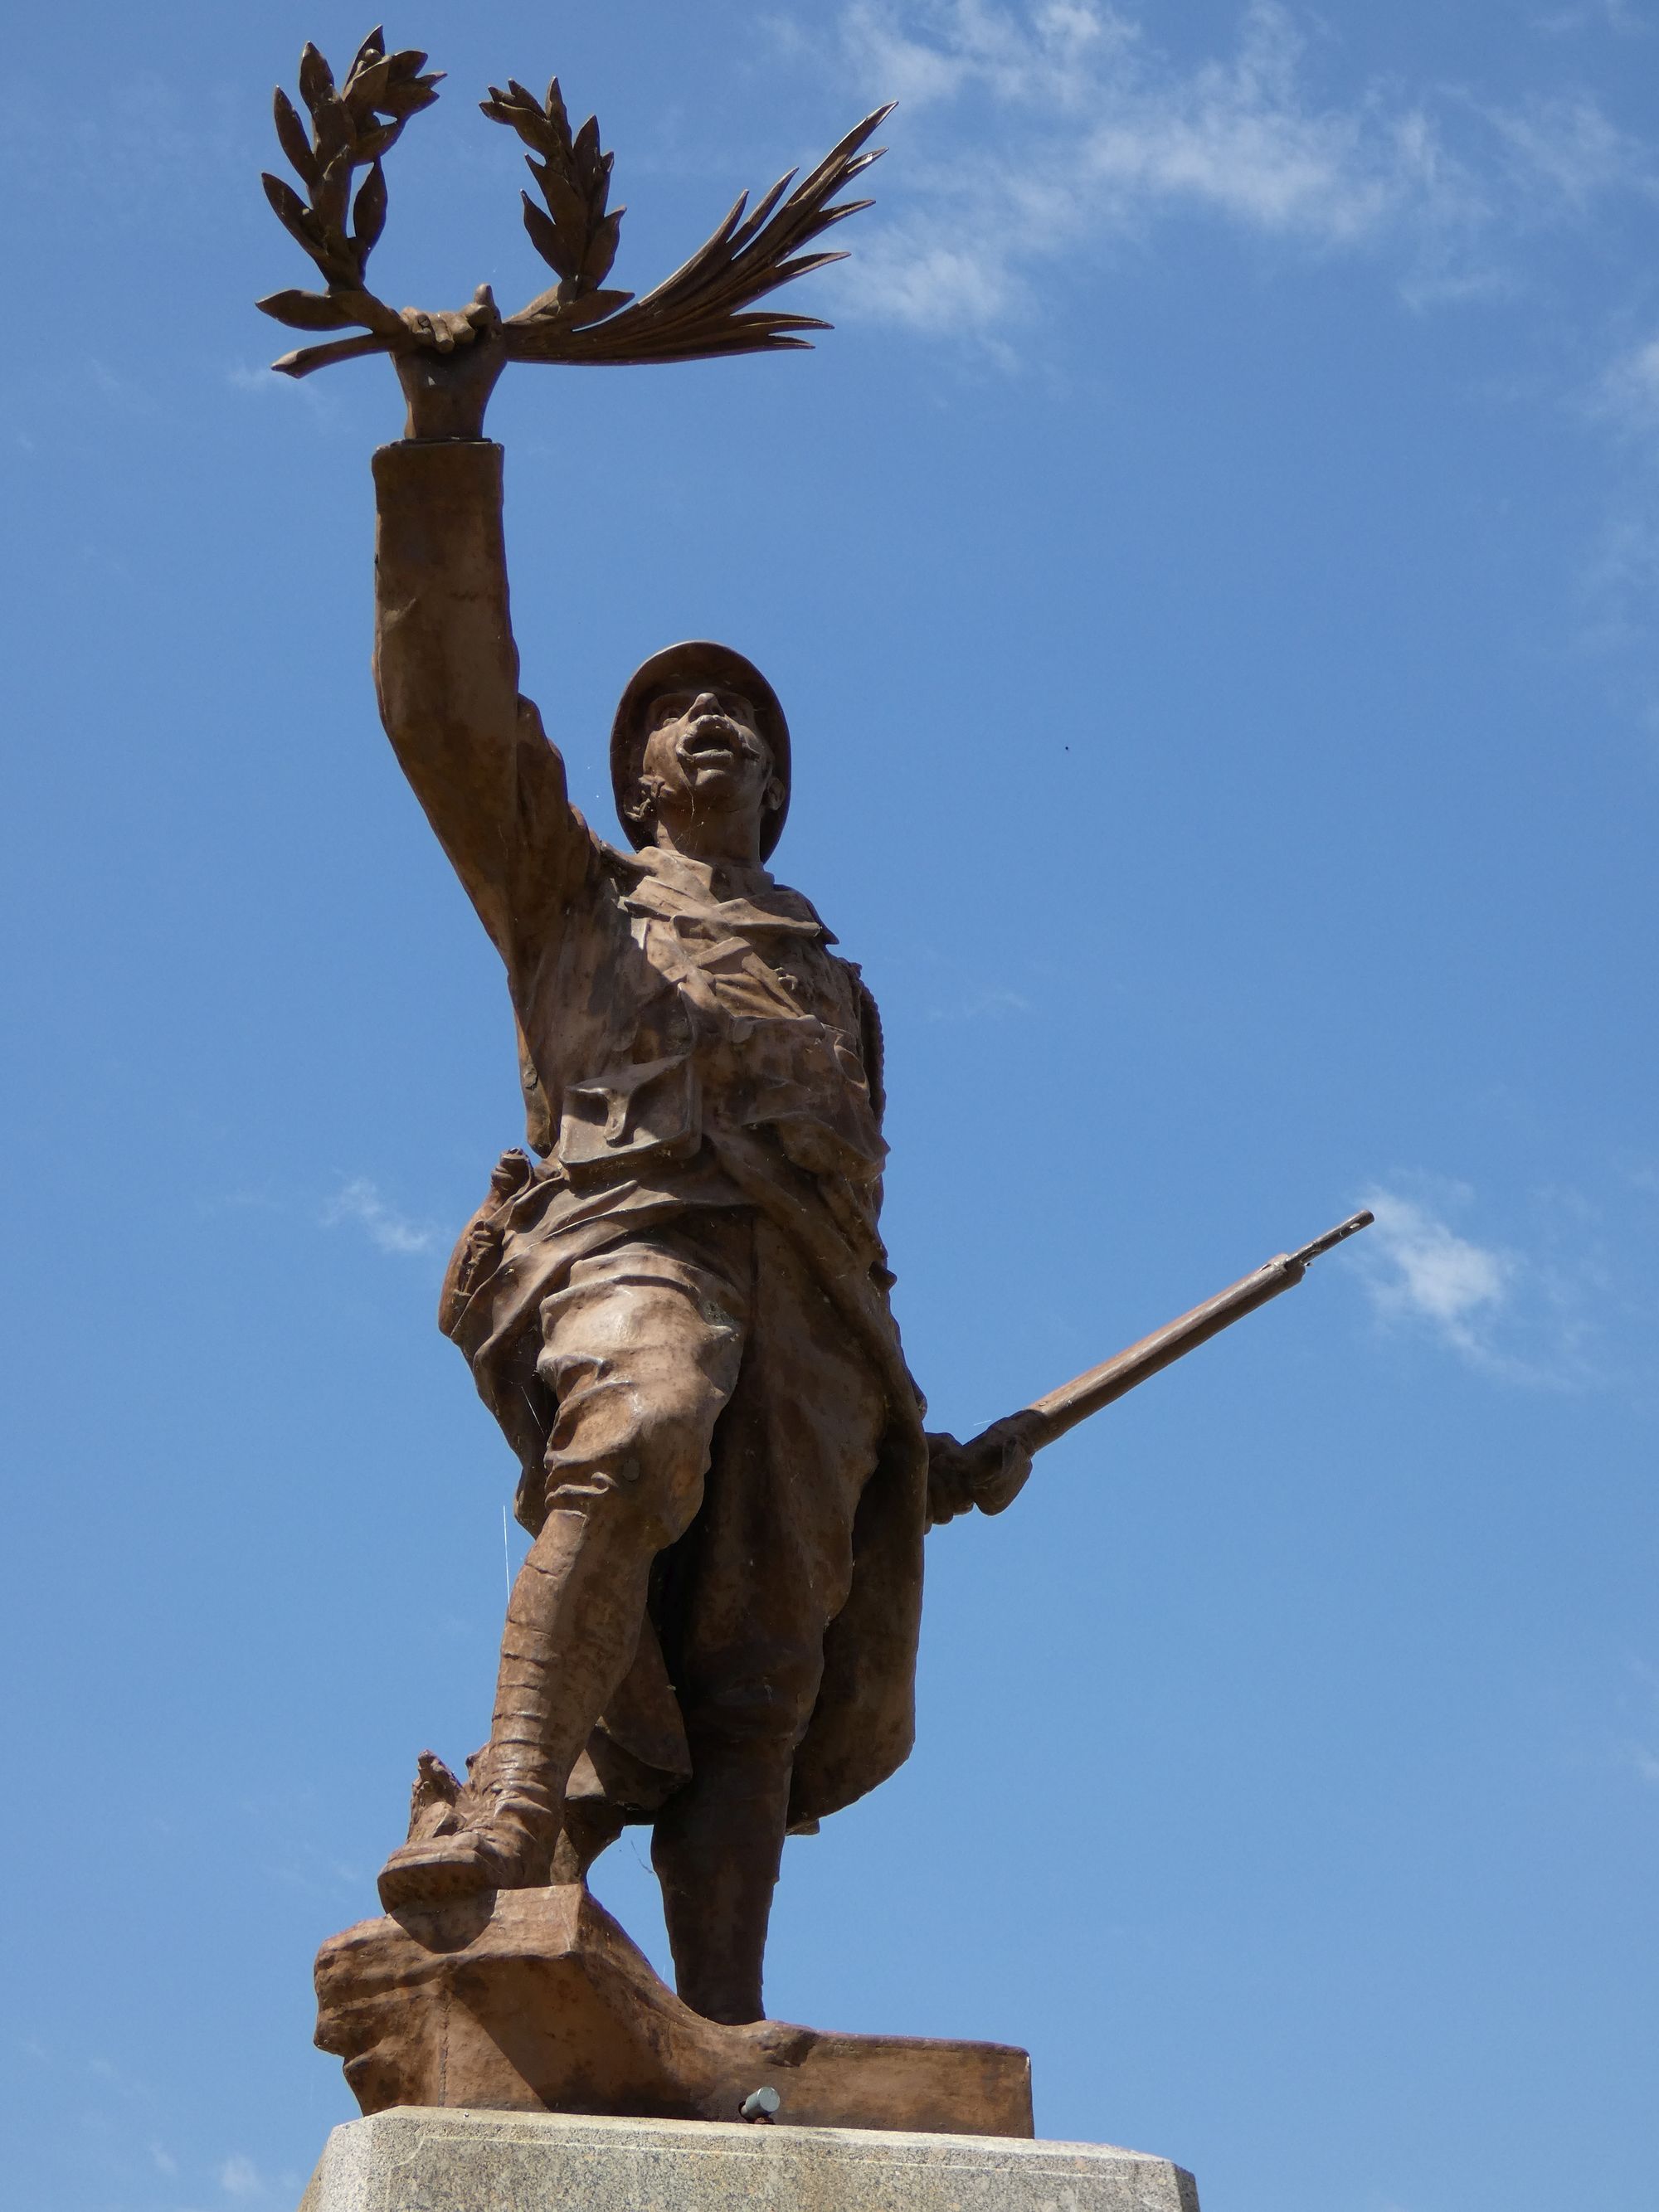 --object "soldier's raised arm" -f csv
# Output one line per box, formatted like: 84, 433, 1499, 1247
371, 290, 589, 962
